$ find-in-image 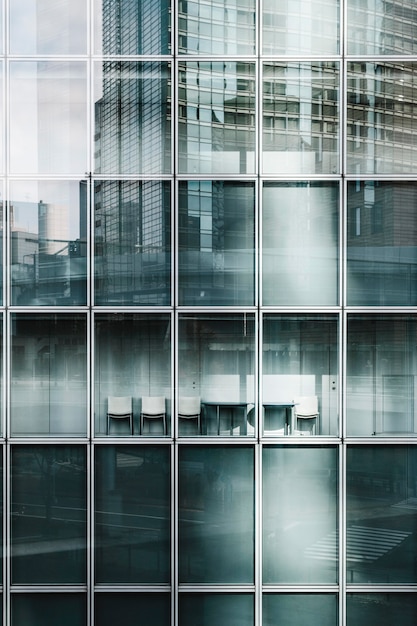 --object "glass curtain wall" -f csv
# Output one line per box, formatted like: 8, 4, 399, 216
0, 0, 416, 625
